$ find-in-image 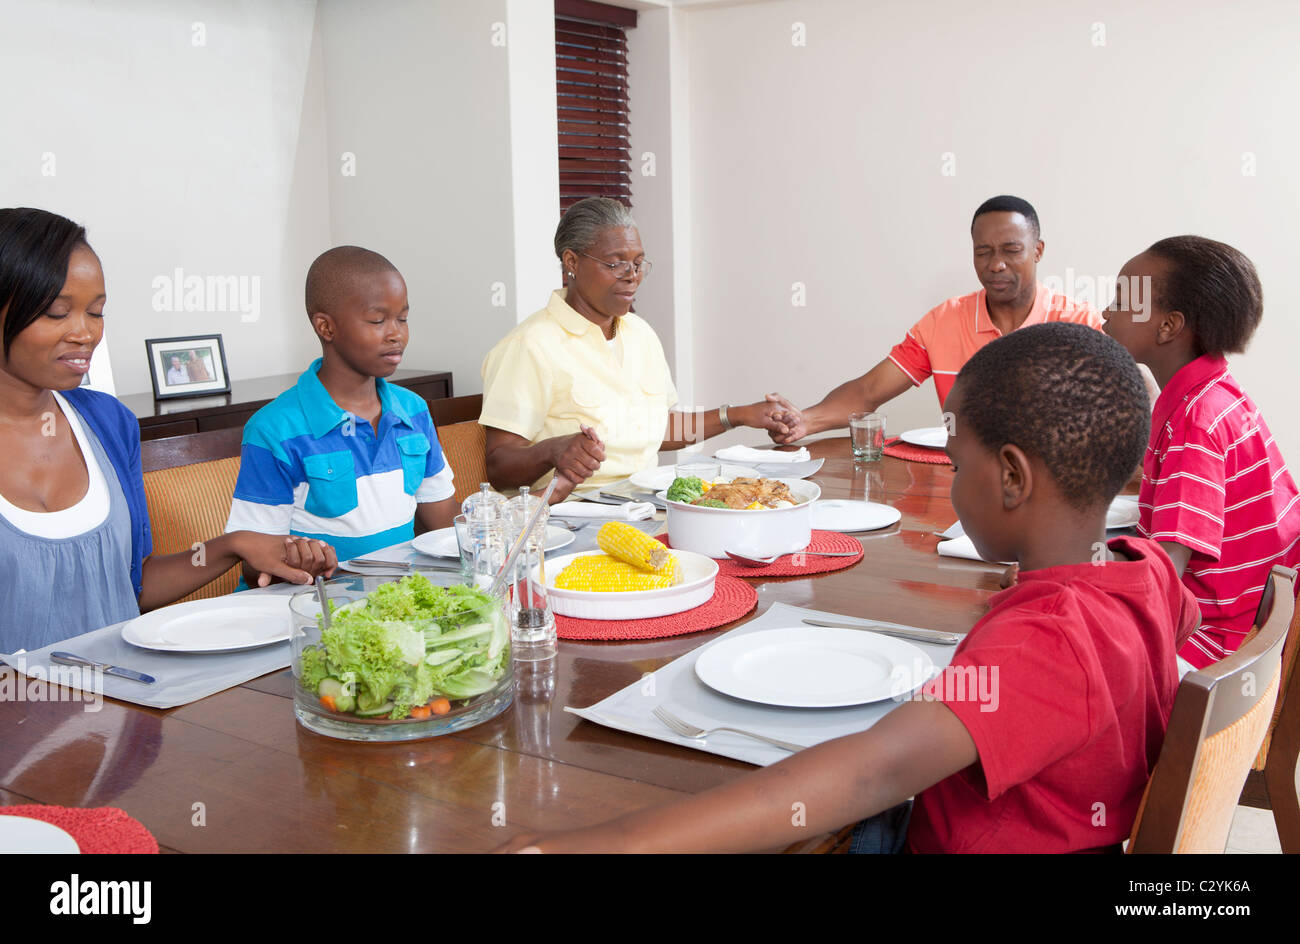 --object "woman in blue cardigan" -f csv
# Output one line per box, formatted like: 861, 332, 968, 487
0, 208, 336, 653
